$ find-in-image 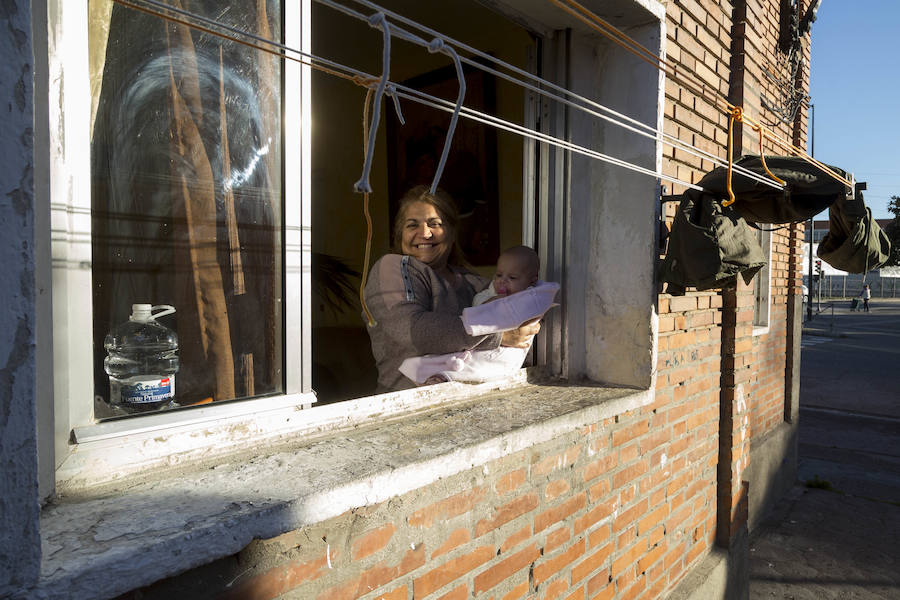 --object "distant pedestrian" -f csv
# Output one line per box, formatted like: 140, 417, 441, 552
860, 284, 871, 312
